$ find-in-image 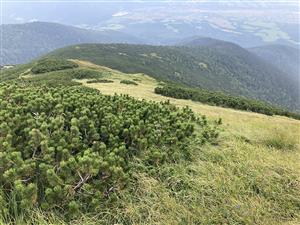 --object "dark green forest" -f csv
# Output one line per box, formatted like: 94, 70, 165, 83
155, 84, 300, 120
